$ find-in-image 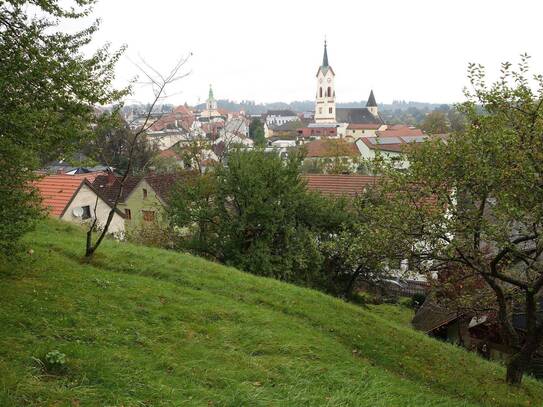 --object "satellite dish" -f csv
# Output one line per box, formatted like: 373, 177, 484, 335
72, 207, 84, 218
